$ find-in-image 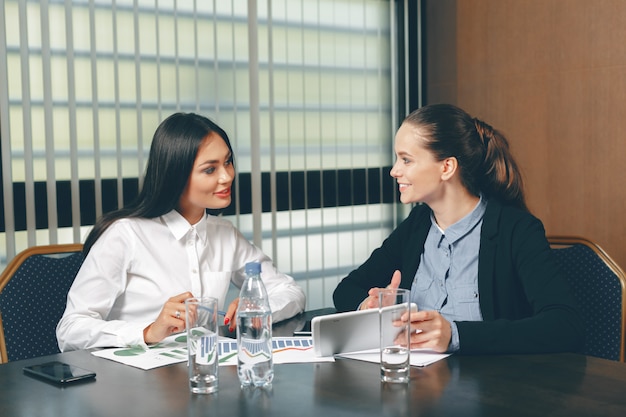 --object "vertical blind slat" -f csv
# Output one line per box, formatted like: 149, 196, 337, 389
348, 4, 356, 265
173, 0, 180, 111
361, 0, 371, 251
229, 2, 241, 228
89, 0, 103, 221
112, 1, 124, 210
18, 0, 35, 247
390, 0, 400, 227
64, 0, 81, 242
116, 2, 123, 207
416, 0, 422, 109
133, 0, 144, 190
193, 0, 199, 113
285, 0, 294, 279
247, 0, 262, 248
316, 0, 324, 303
300, 0, 310, 286
0, 0, 16, 259
332, 0, 340, 301
266, 0, 278, 259
155, 2, 163, 119
41, 0, 58, 243
403, 0, 410, 116
211, 0, 219, 116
